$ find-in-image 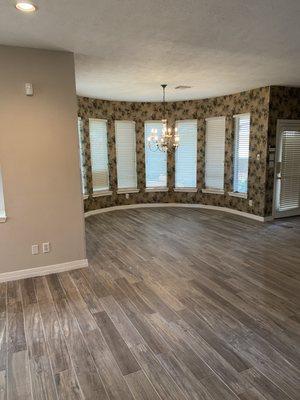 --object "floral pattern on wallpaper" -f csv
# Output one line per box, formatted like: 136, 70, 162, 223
78, 87, 271, 216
